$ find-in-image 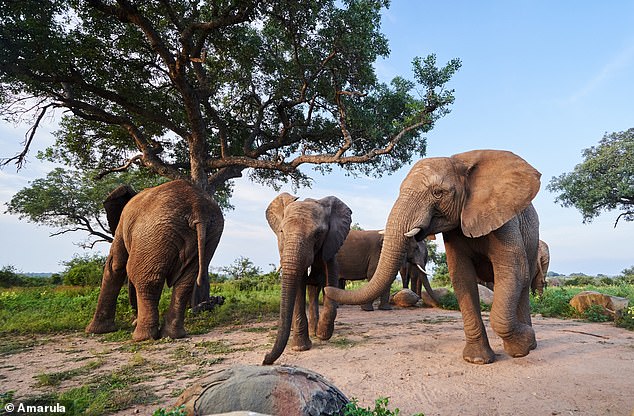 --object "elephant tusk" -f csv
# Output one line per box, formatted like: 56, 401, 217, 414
377, 229, 385, 235
404, 227, 421, 237
416, 264, 429, 275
